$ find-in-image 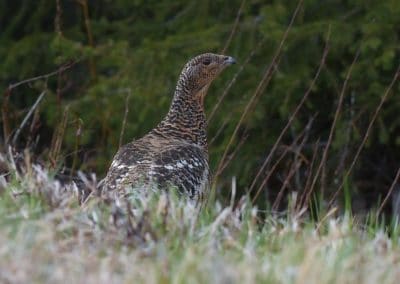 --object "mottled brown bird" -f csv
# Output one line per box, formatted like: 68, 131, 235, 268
103, 53, 235, 205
